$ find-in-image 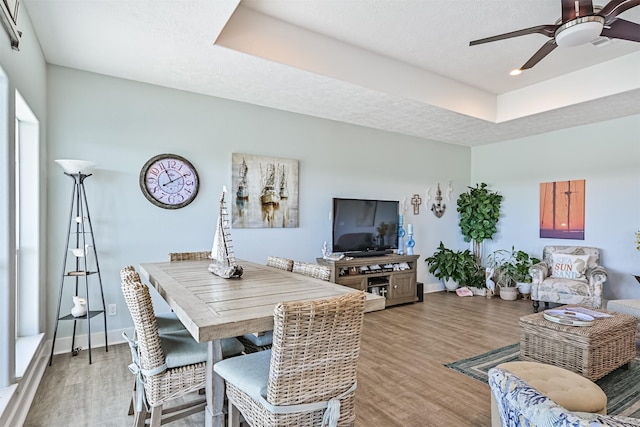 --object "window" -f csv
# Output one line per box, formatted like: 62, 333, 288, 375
0, 66, 13, 389
14, 90, 41, 378
0, 71, 42, 390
